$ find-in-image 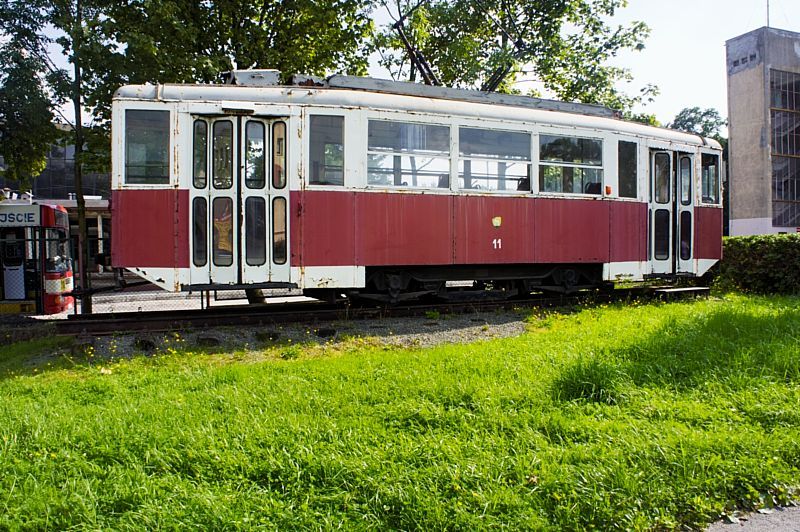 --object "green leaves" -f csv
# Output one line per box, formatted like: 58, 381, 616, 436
0, 0, 376, 182
376, 0, 653, 112
0, 39, 59, 187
